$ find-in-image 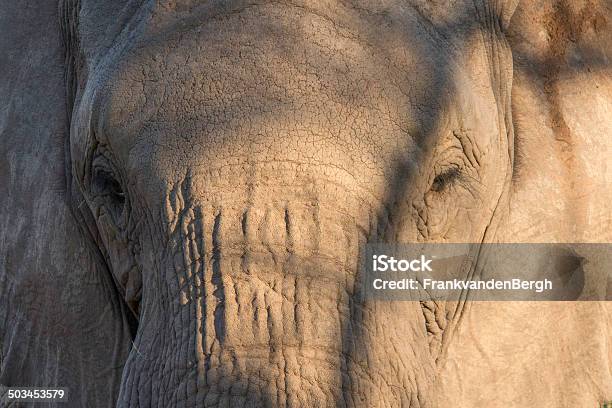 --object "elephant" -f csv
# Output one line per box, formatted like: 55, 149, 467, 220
1, 0, 611, 407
